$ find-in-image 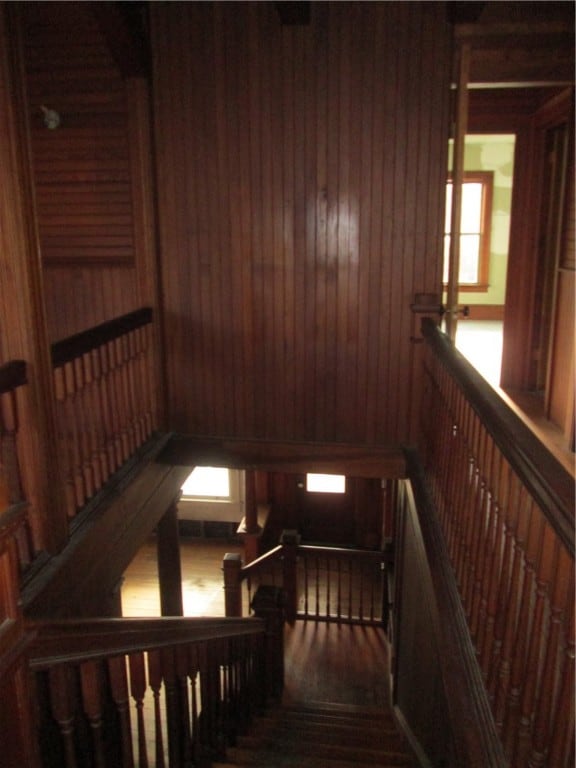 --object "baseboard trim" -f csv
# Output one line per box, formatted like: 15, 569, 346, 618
462, 304, 504, 321
392, 704, 434, 768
